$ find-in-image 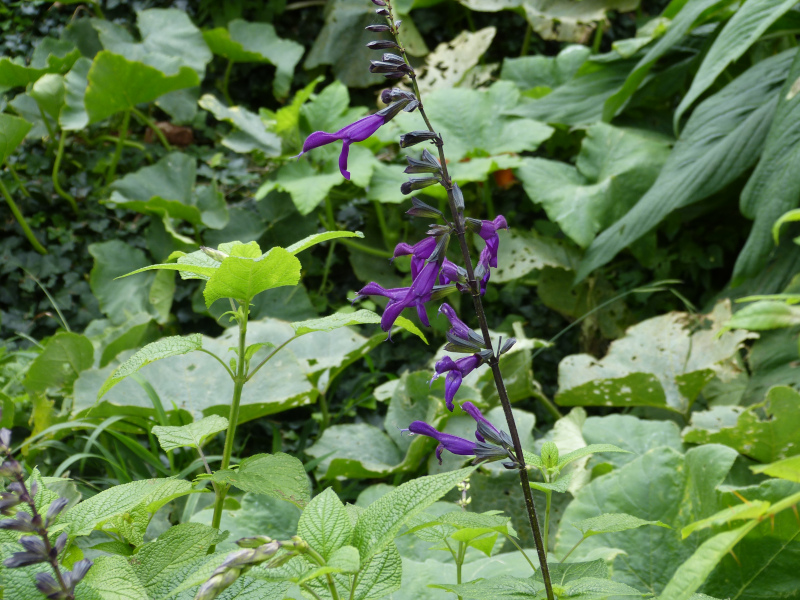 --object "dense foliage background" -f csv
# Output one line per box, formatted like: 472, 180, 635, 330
2, 0, 800, 598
